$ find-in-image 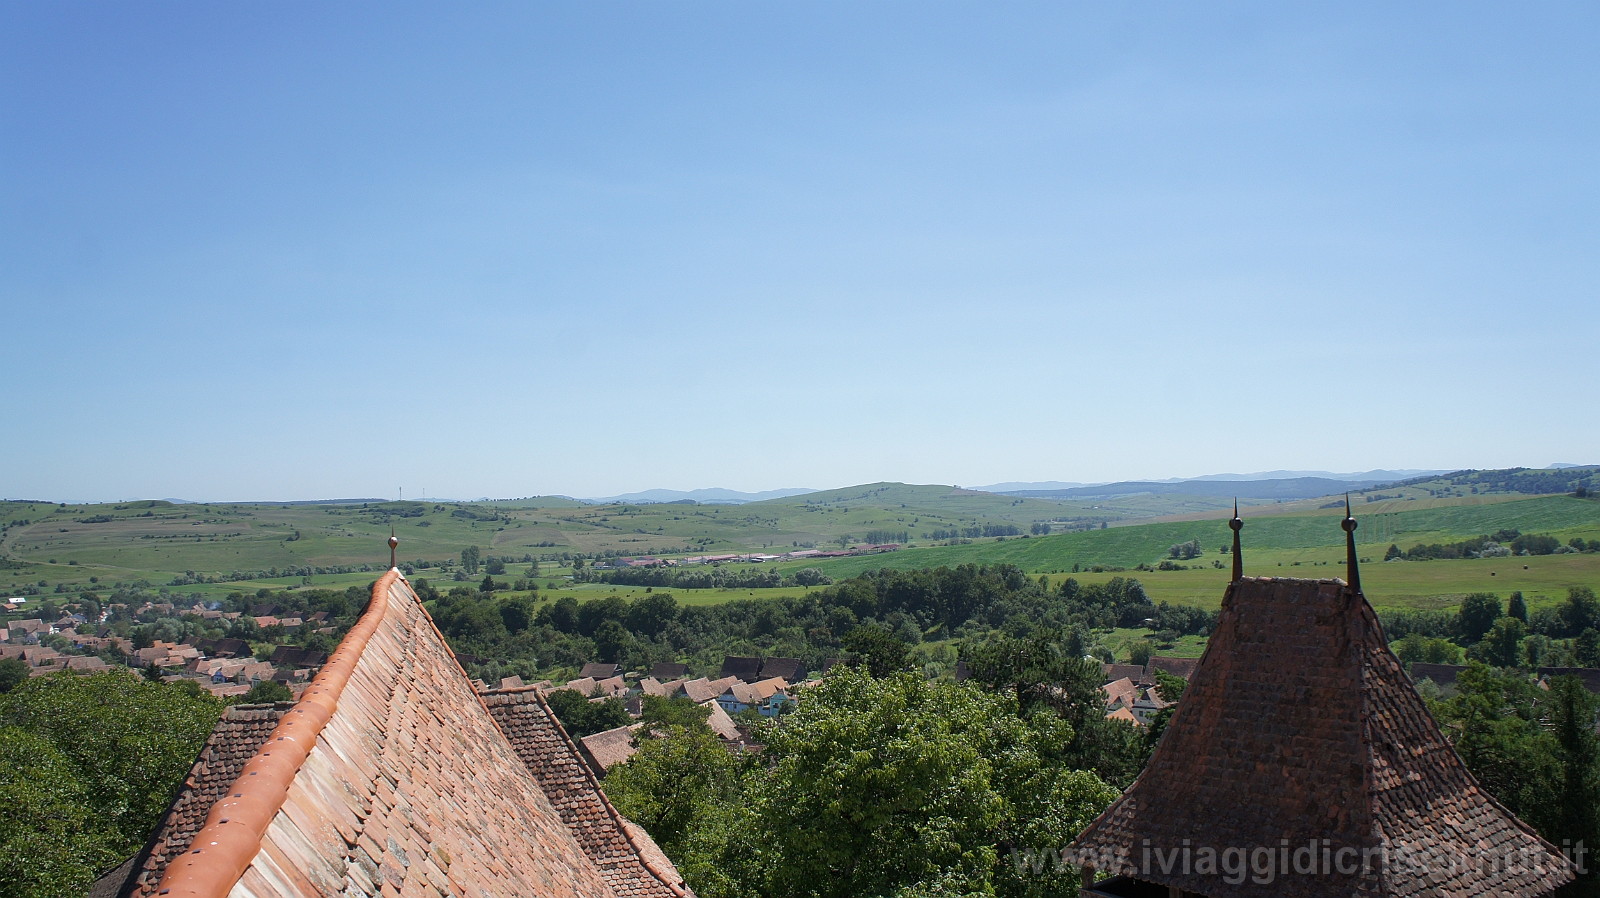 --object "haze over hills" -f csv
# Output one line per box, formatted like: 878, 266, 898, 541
579, 487, 819, 505
974, 469, 1446, 492
999, 477, 1393, 501
581, 470, 1452, 506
